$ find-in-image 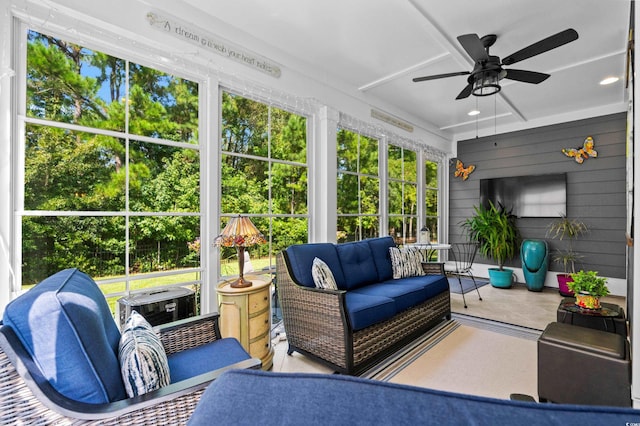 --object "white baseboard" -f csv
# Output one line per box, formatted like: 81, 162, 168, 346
461, 262, 627, 298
